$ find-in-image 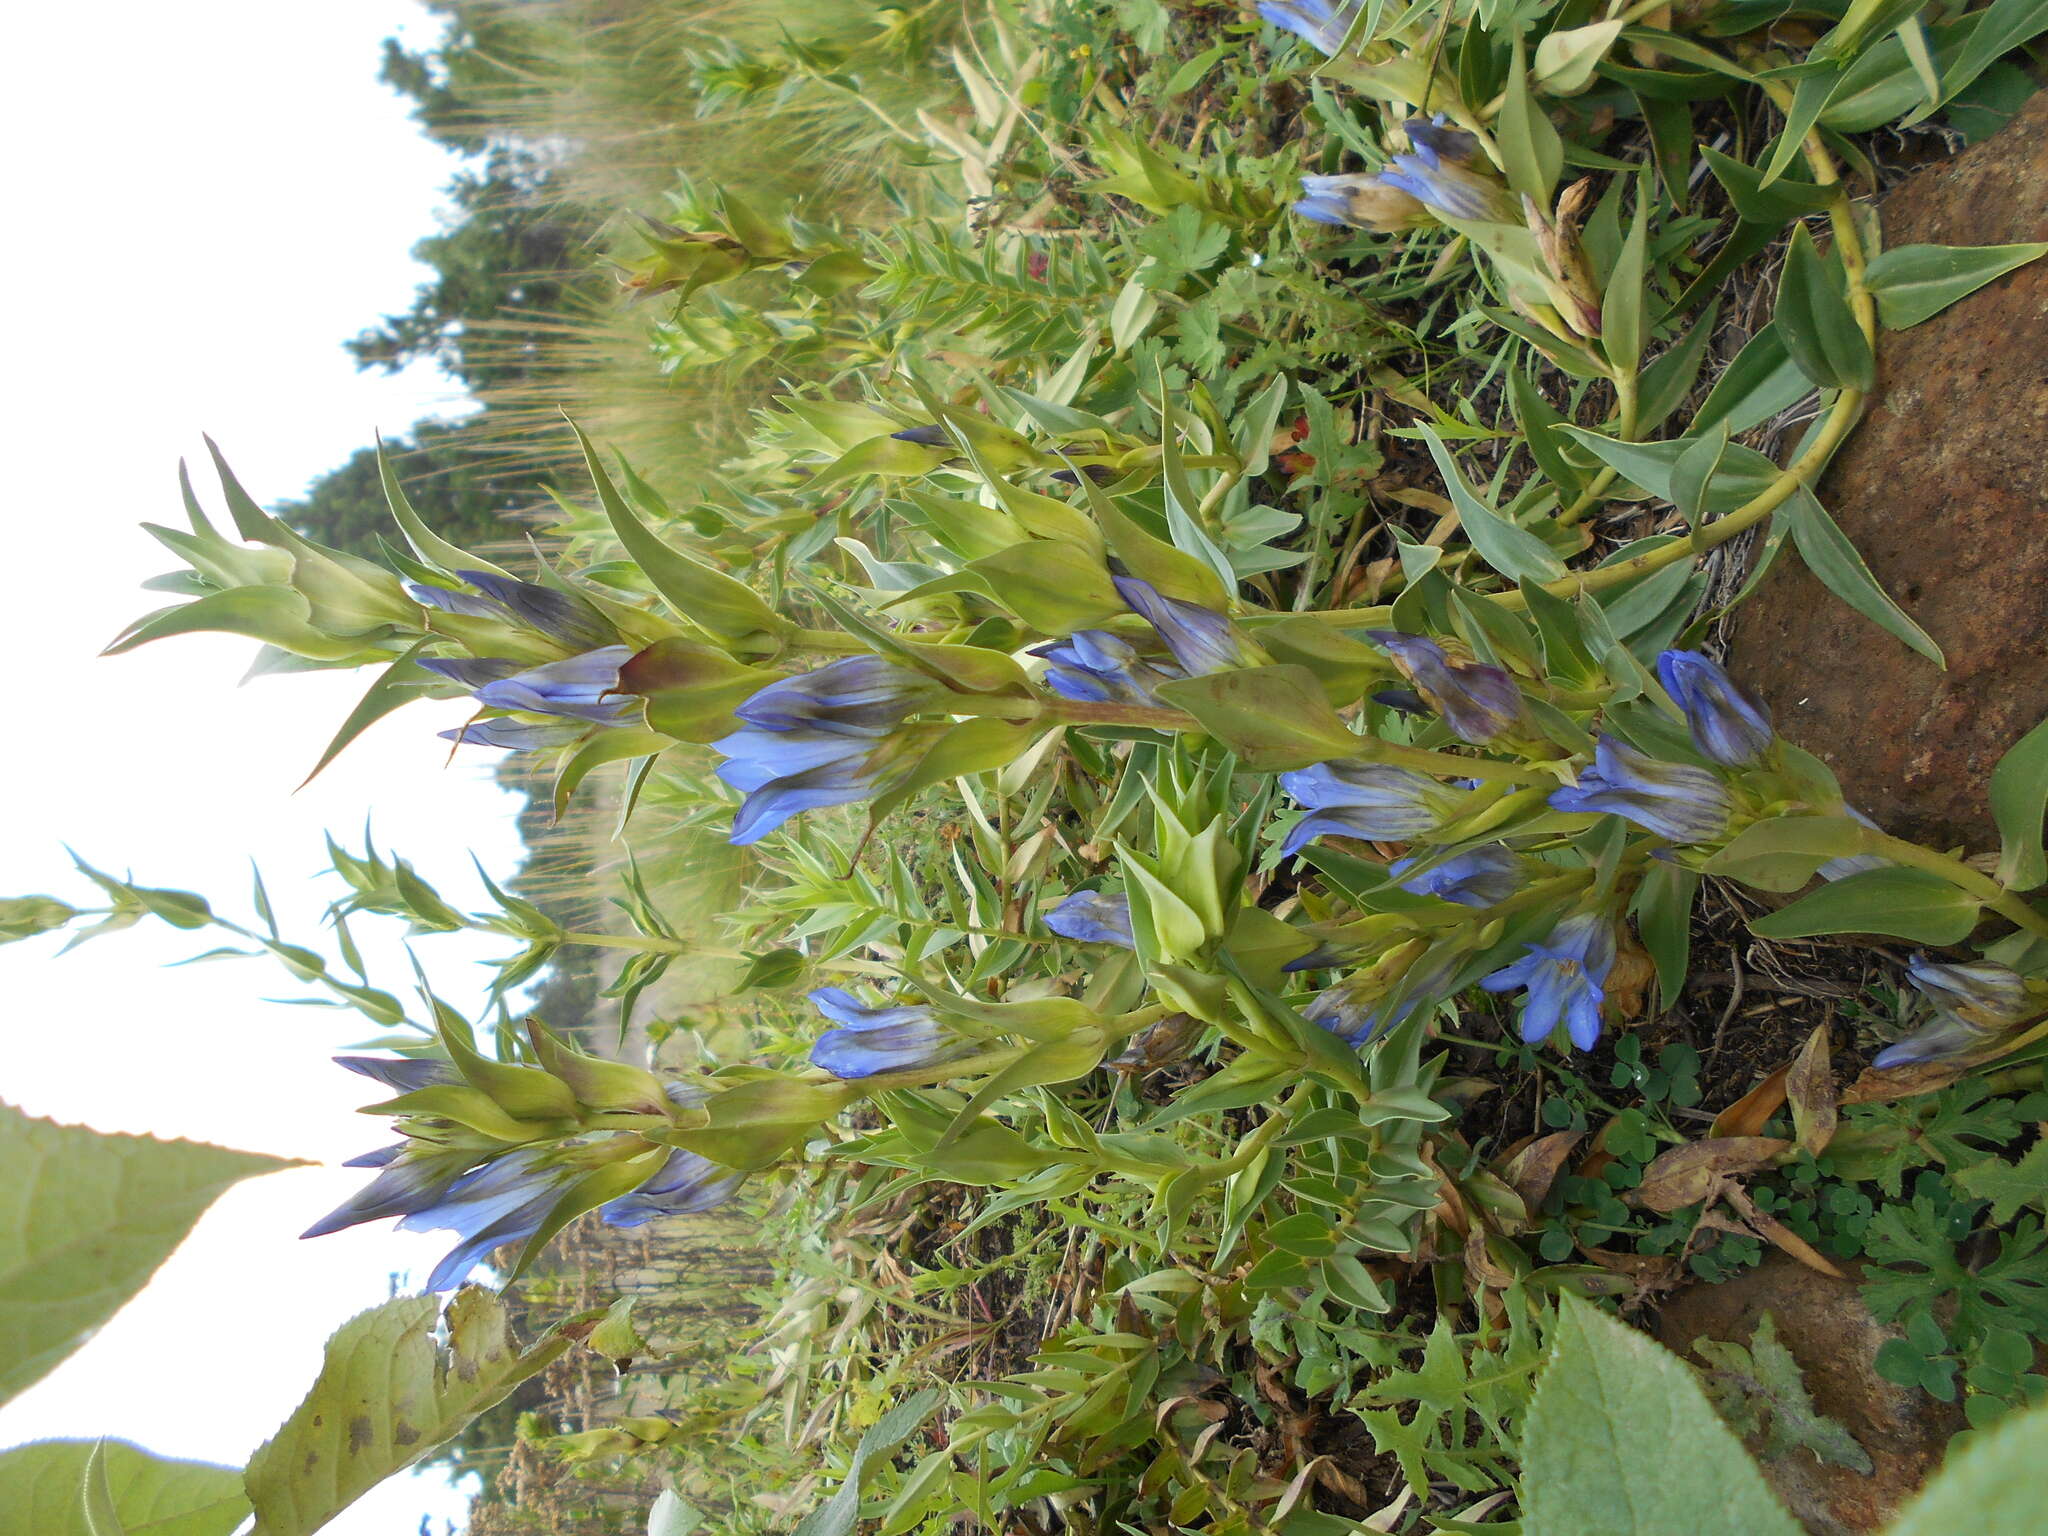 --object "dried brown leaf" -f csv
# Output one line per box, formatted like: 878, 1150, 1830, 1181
1635, 1137, 1791, 1213
1709, 1065, 1789, 1138
1786, 1024, 1838, 1155
1502, 1130, 1583, 1216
